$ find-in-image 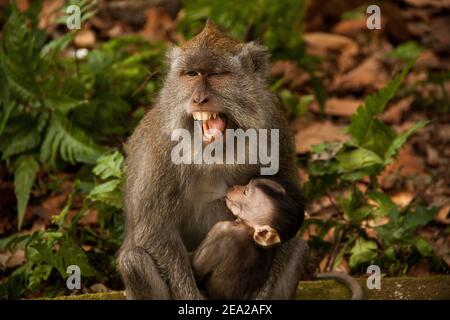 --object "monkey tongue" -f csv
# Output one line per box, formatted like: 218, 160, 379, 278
206, 117, 226, 133
202, 117, 226, 141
